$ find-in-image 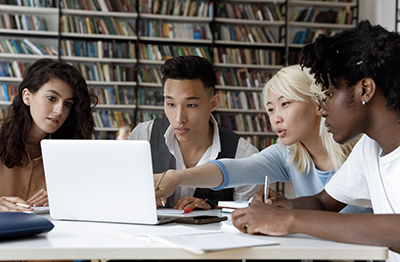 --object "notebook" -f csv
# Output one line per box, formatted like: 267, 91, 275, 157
41, 139, 174, 225
109, 225, 279, 254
